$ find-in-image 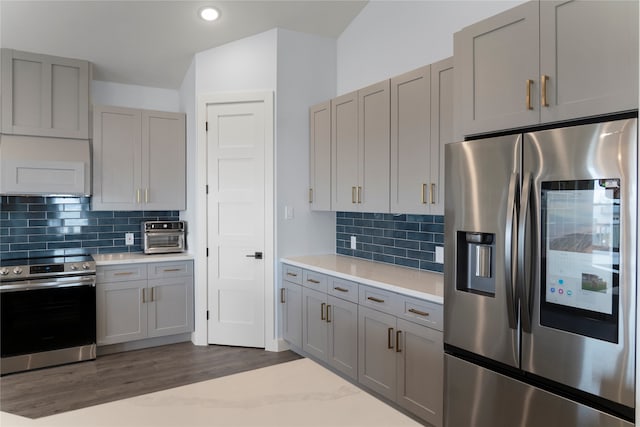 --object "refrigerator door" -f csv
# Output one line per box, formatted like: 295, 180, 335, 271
521, 119, 637, 409
444, 135, 520, 367
445, 354, 634, 427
